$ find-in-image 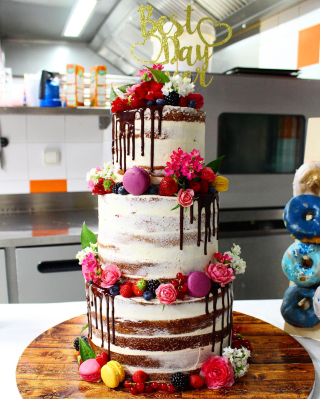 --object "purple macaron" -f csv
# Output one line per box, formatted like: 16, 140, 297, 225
123, 167, 151, 195
187, 271, 211, 298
